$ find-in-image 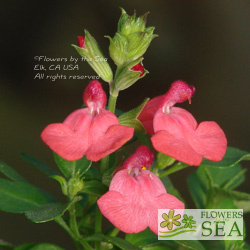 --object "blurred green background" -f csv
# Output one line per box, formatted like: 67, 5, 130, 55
0, 0, 249, 249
